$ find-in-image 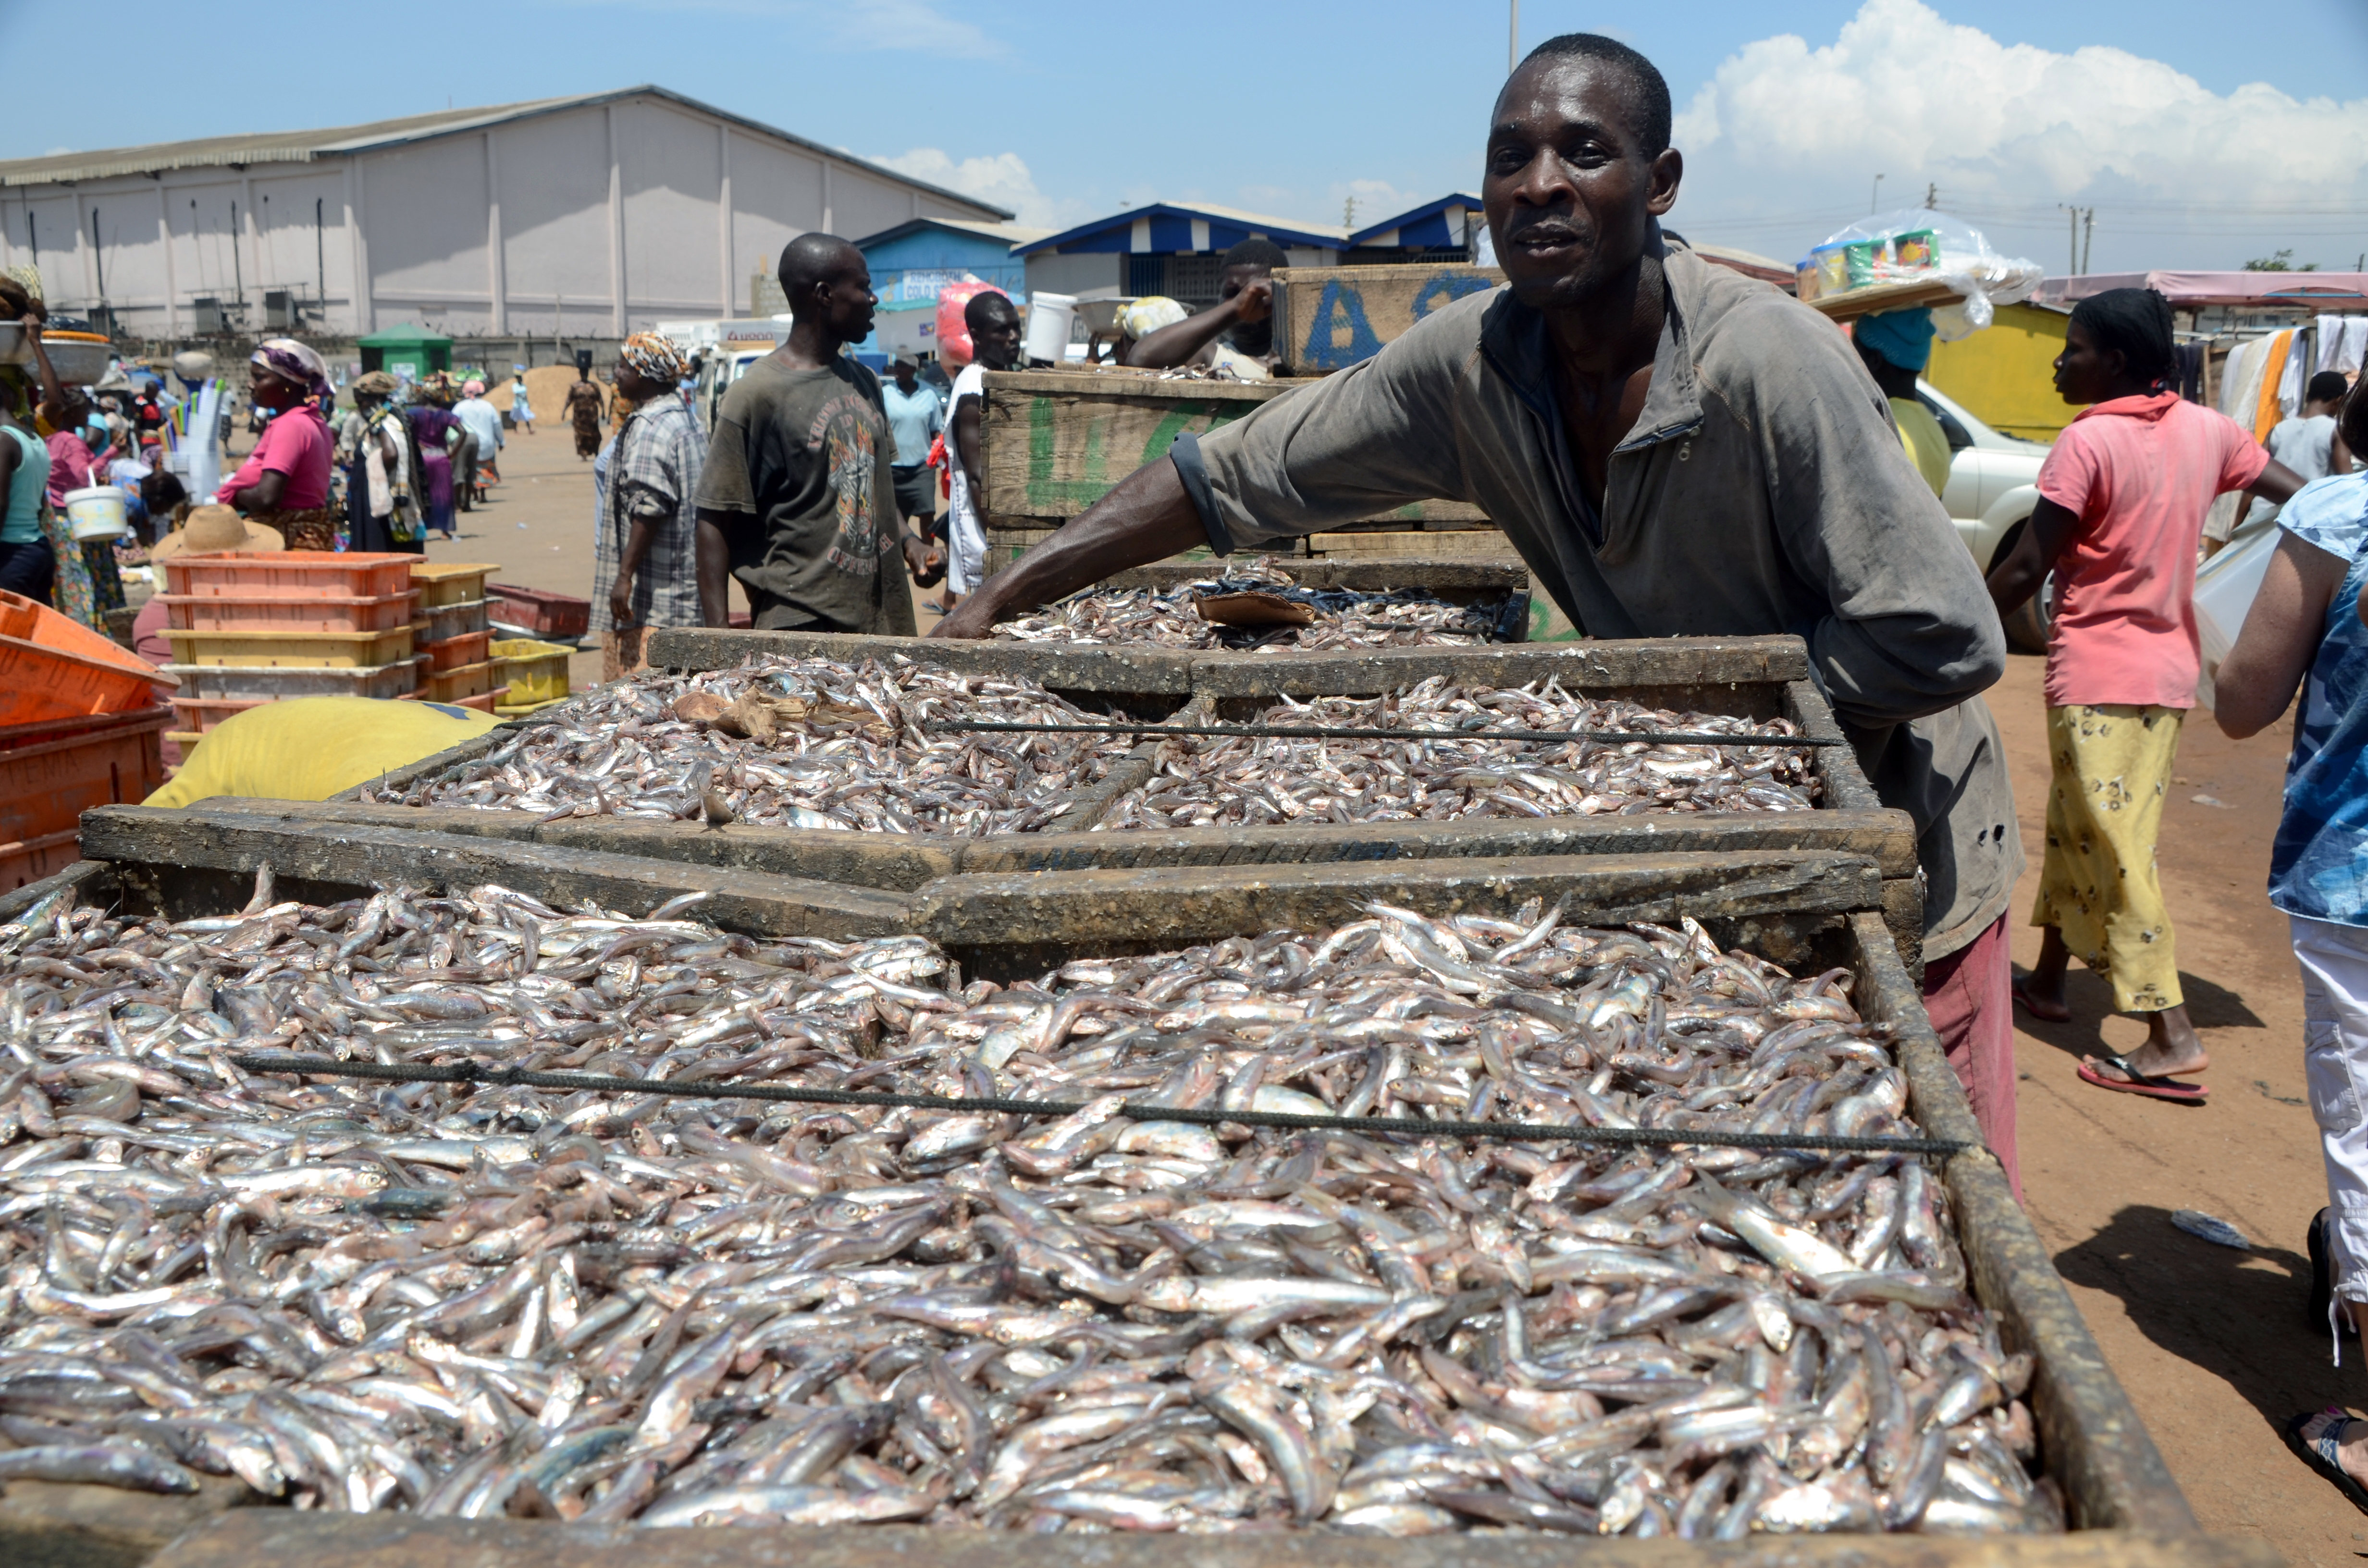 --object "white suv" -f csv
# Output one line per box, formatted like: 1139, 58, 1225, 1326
1916, 380, 2054, 651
